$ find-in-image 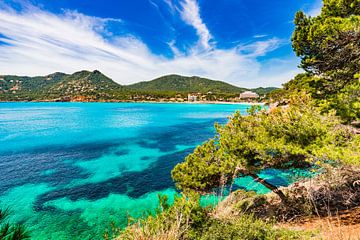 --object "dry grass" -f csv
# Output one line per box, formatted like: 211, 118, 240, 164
280, 206, 360, 240
213, 166, 360, 239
